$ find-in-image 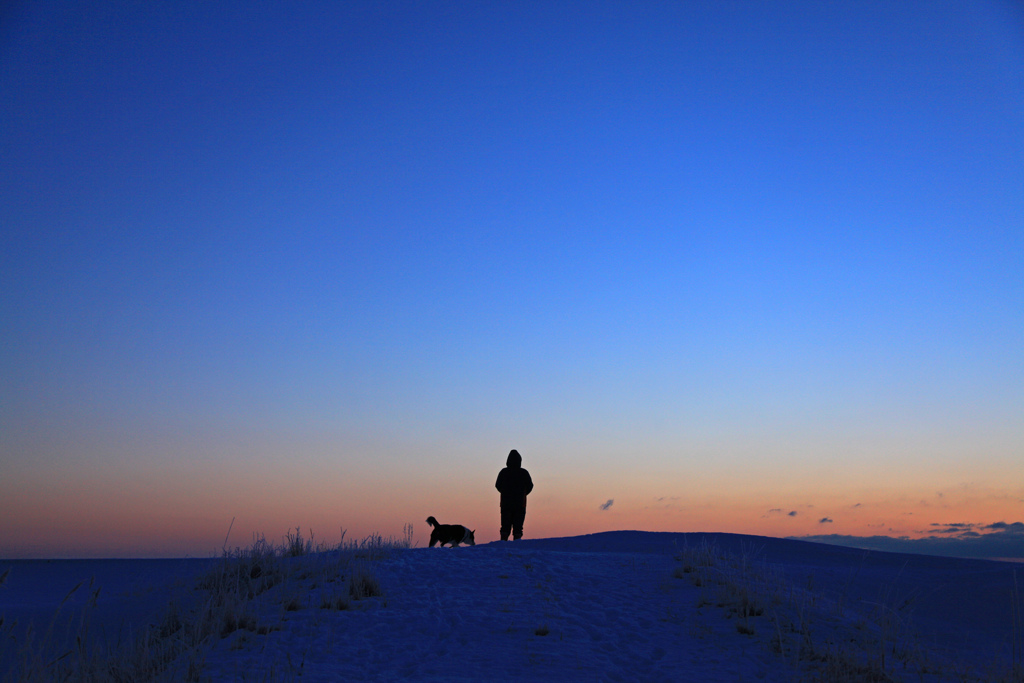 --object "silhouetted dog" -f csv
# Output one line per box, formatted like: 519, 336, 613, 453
426, 516, 475, 547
